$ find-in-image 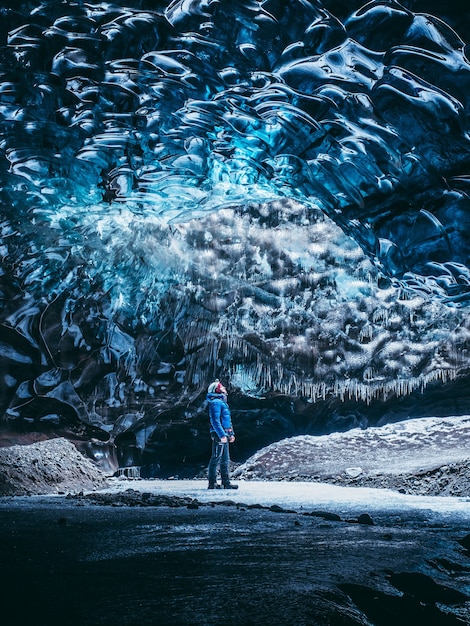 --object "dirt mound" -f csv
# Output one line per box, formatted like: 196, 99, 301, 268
0, 437, 109, 496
